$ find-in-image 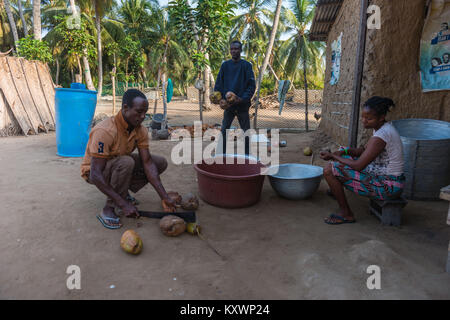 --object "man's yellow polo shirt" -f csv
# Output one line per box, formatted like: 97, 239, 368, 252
80, 111, 149, 181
